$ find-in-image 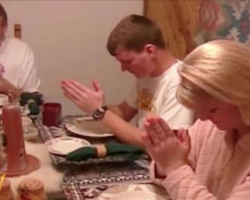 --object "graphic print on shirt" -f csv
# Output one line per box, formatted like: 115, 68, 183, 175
137, 88, 156, 114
